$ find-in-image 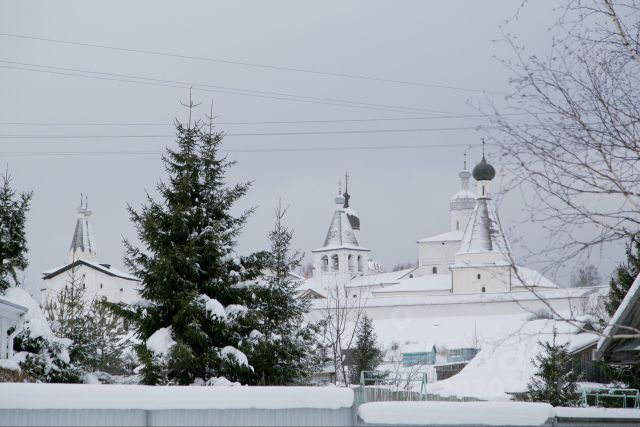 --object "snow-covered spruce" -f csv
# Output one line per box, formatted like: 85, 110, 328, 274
113, 116, 315, 385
